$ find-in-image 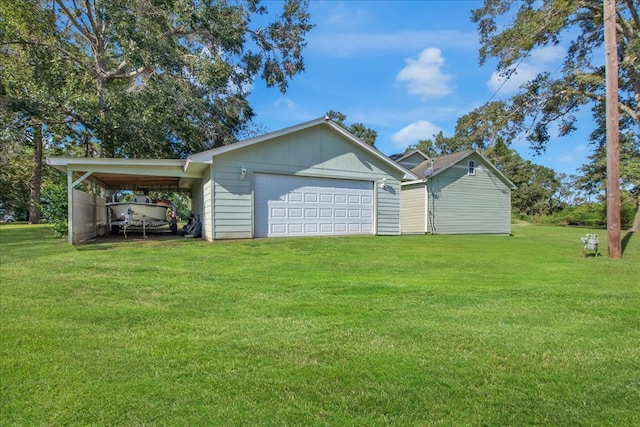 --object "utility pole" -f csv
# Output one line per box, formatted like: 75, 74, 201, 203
604, 0, 621, 258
